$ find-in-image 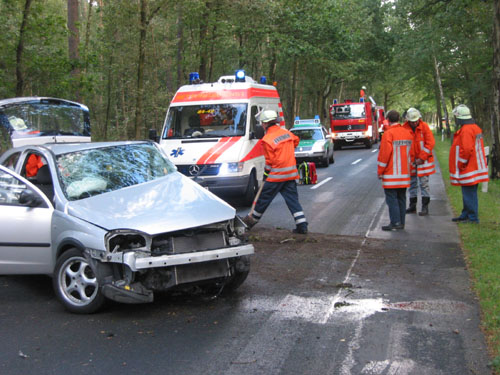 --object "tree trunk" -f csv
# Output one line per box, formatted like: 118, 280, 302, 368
83, 0, 93, 72
176, 4, 184, 88
15, 0, 33, 96
433, 54, 450, 137
68, 0, 80, 100
134, 0, 147, 139
491, 0, 500, 178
